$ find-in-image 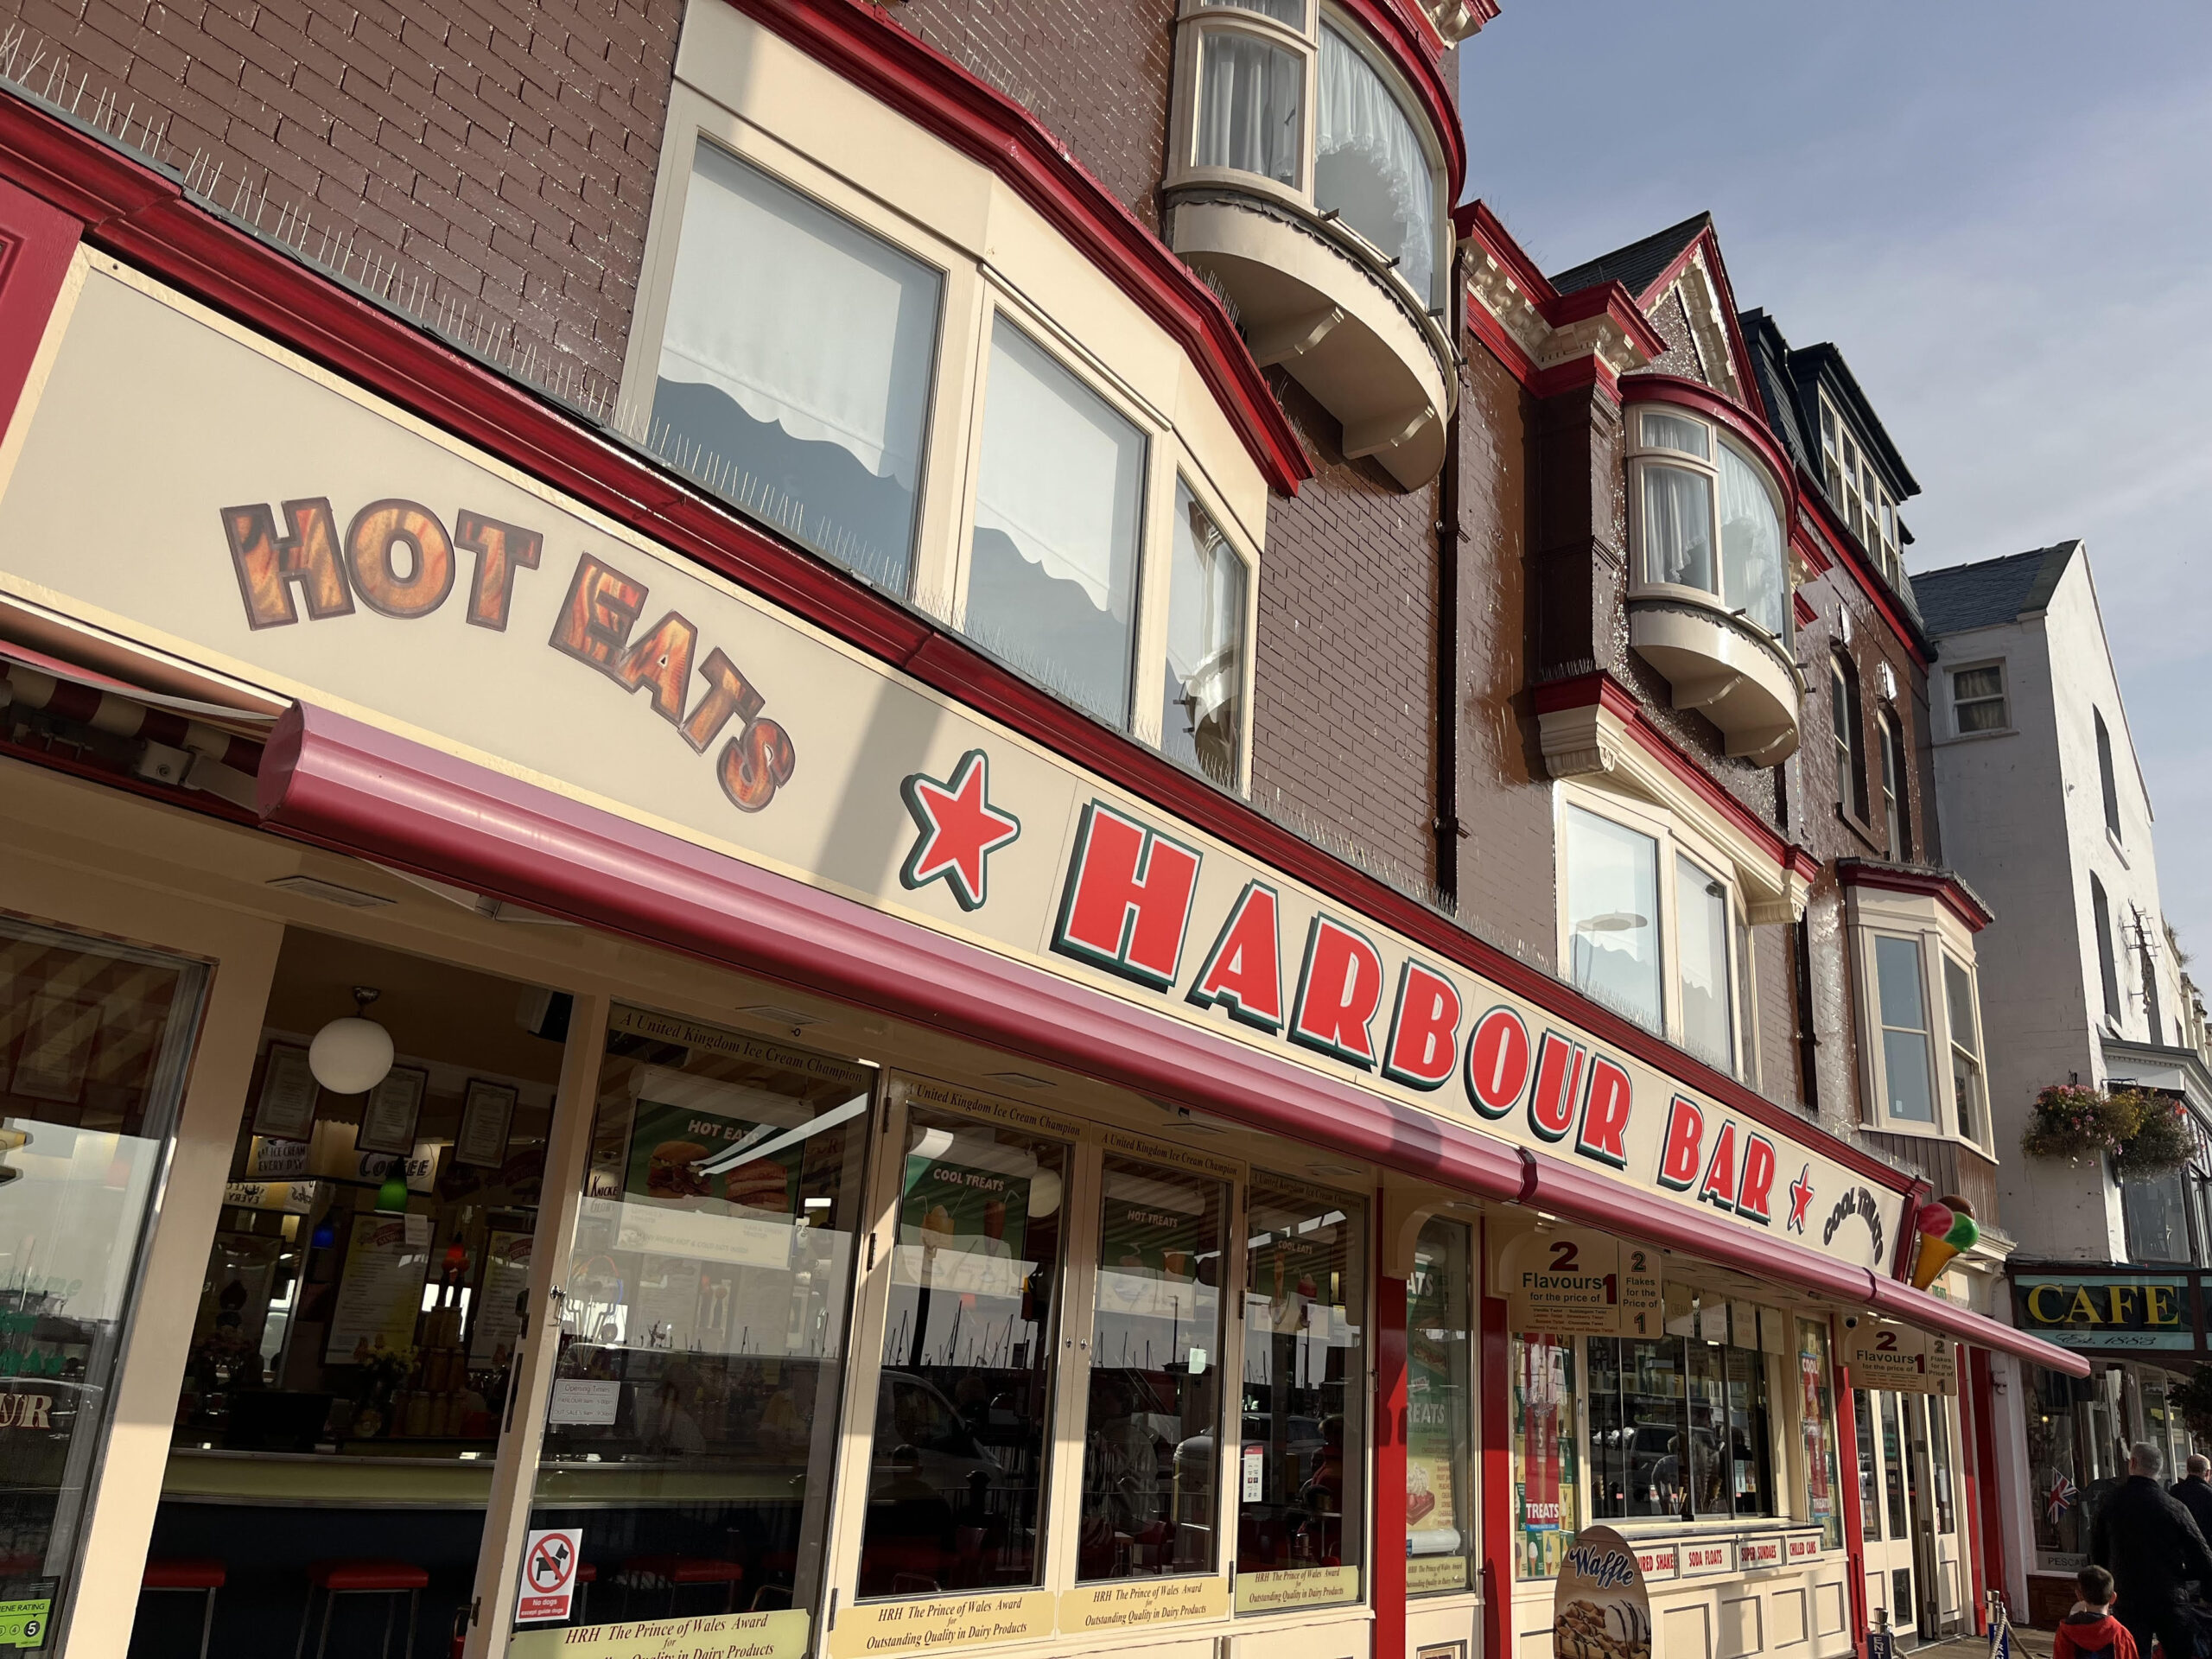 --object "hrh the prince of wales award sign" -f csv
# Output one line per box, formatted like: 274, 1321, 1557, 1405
1555, 1526, 1653, 1659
